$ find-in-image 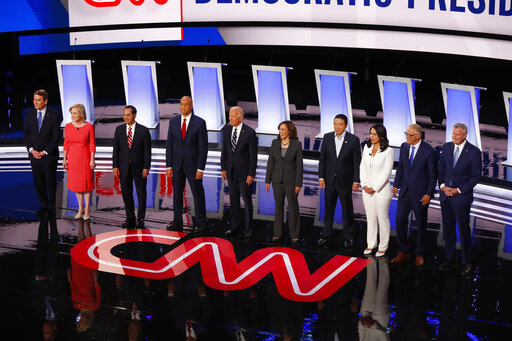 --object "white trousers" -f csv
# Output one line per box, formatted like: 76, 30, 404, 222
362, 186, 391, 252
